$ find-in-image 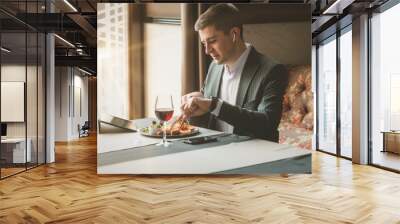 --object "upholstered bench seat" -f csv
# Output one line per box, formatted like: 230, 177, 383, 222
279, 65, 313, 150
